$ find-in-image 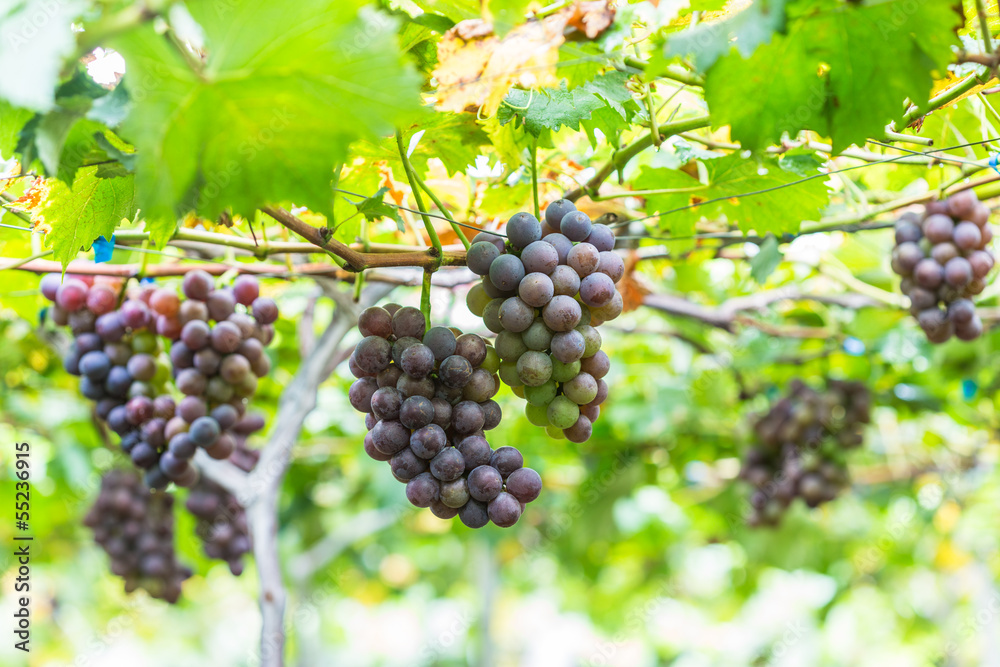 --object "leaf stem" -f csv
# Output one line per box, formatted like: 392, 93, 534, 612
976, 0, 994, 54
899, 69, 990, 128
395, 130, 443, 261
409, 165, 472, 250
531, 138, 541, 220
420, 268, 432, 329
